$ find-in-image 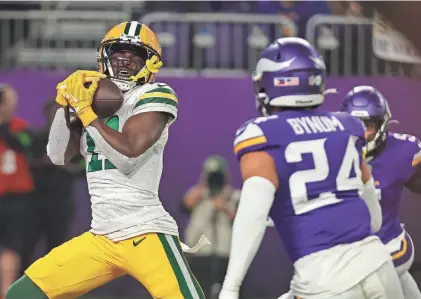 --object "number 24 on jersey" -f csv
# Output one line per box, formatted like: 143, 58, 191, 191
286, 136, 362, 215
